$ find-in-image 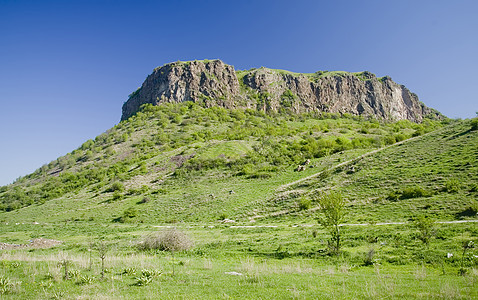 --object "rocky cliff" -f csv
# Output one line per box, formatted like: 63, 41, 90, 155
121, 59, 440, 122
